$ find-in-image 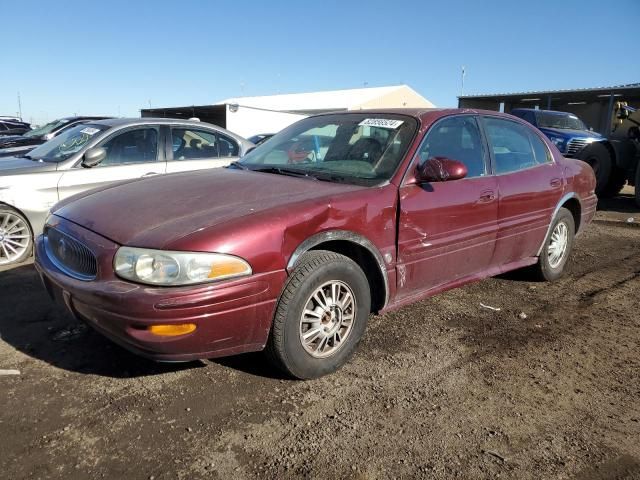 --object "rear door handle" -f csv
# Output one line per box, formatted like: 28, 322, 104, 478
478, 190, 496, 203
550, 178, 562, 188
